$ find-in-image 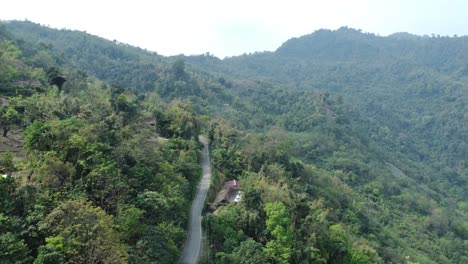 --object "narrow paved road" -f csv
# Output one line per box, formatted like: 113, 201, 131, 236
179, 136, 211, 264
